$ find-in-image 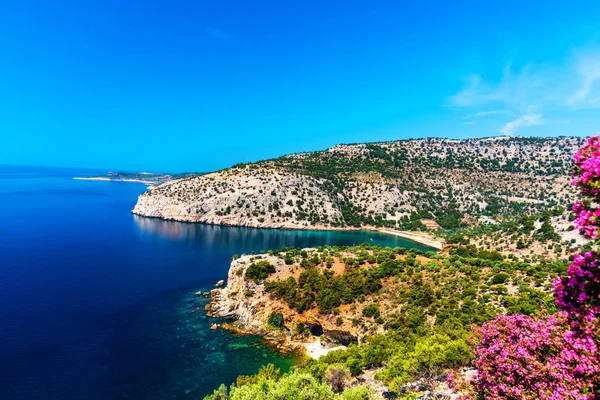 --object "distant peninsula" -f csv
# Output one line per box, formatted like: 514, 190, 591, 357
74, 171, 202, 186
